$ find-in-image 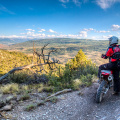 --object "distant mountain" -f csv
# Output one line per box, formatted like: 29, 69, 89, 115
0, 38, 30, 45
